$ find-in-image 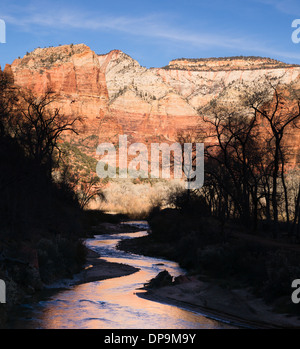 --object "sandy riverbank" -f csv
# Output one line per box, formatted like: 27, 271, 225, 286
75, 247, 139, 284
139, 277, 300, 329
75, 221, 143, 283
78, 246, 300, 329
74, 221, 300, 329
